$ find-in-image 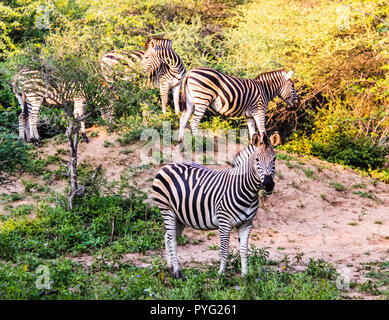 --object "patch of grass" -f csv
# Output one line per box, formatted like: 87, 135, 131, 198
329, 182, 347, 192
320, 194, 327, 201
0, 247, 341, 300
21, 180, 46, 194
275, 171, 284, 180
357, 261, 389, 297
0, 192, 24, 203
303, 168, 315, 179
0, 186, 164, 261
306, 258, 337, 280
119, 148, 133, 155
276, 153, 292, 161
55, 148, 68, 156
103, 140, 114, 148
90, 131, 99, 138
348, 222, 358, 226
352, 190, 376, 199
351, 183, 367, 189
285, 160, 295, 169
